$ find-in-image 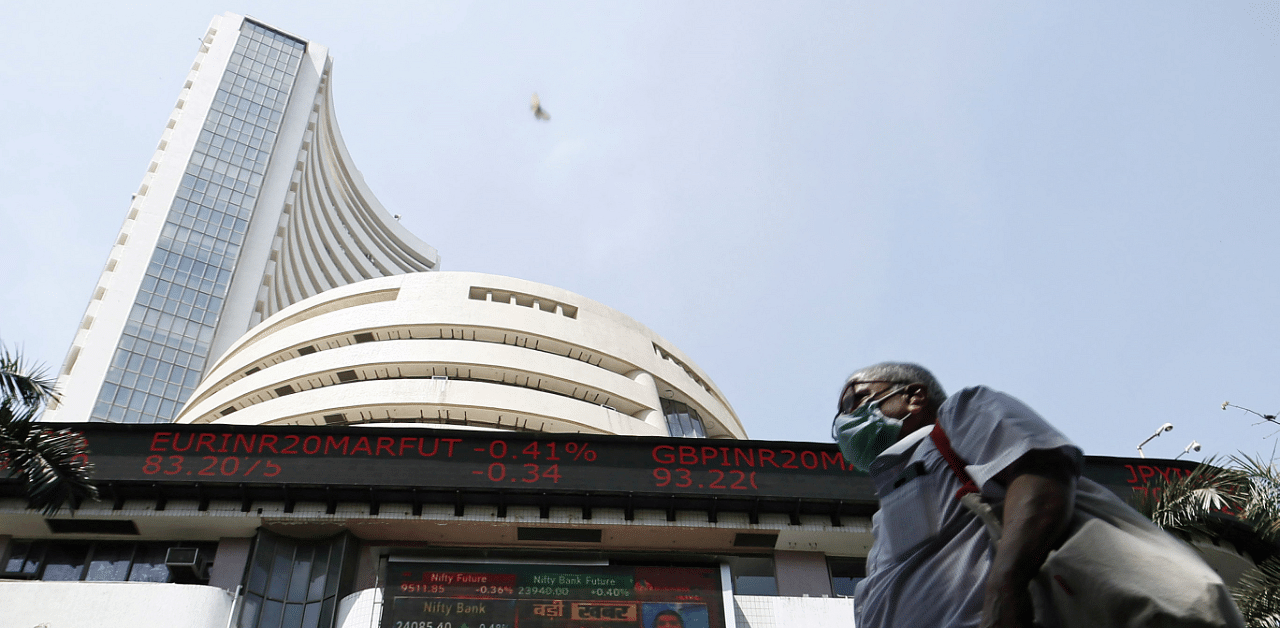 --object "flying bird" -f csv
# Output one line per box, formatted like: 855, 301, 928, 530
531, 93, 551, 121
